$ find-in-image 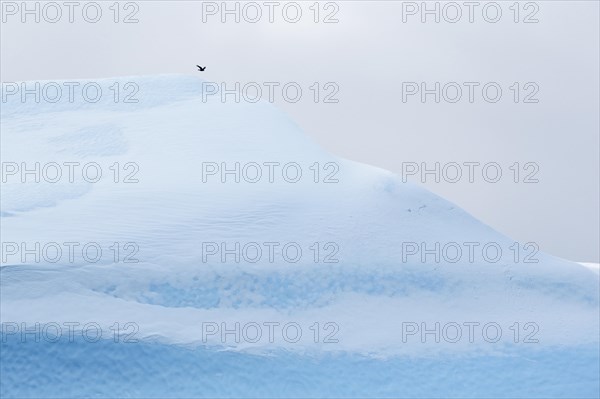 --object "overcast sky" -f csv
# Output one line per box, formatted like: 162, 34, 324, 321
1, 0, 598, 262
